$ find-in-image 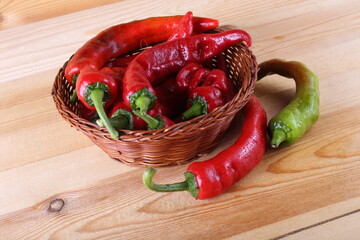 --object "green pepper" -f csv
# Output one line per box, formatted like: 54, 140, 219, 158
258, 59, 320, 148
